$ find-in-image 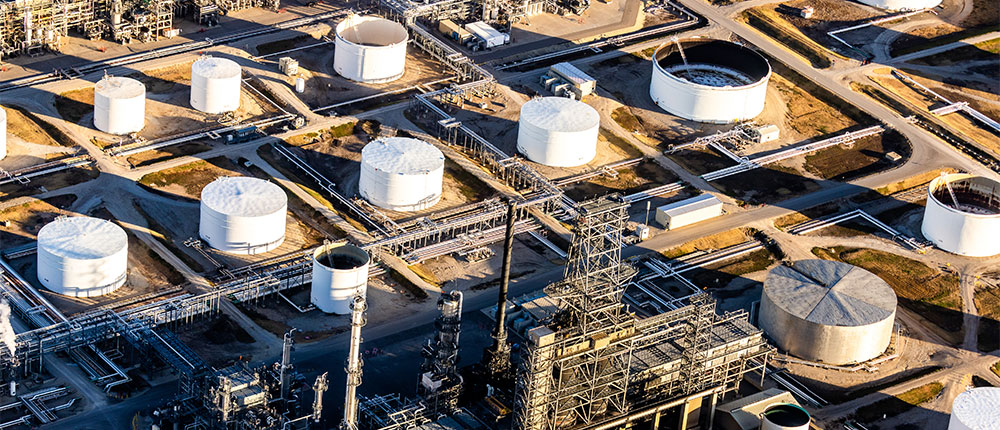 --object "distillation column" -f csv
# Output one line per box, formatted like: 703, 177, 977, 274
342, 294, 367, 430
